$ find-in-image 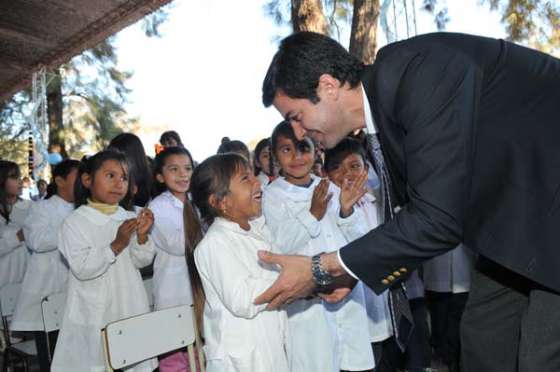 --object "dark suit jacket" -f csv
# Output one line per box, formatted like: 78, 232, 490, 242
340, 32, 560, 294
